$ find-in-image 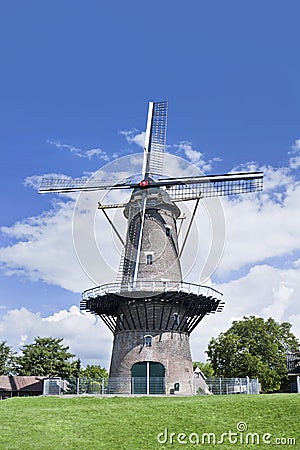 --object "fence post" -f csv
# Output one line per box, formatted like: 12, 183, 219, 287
76, 378, 80, 395
219, 378, 222, 395
102, 378, 105, 394
246, 376, 250, 394
43, 379, 47, 395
